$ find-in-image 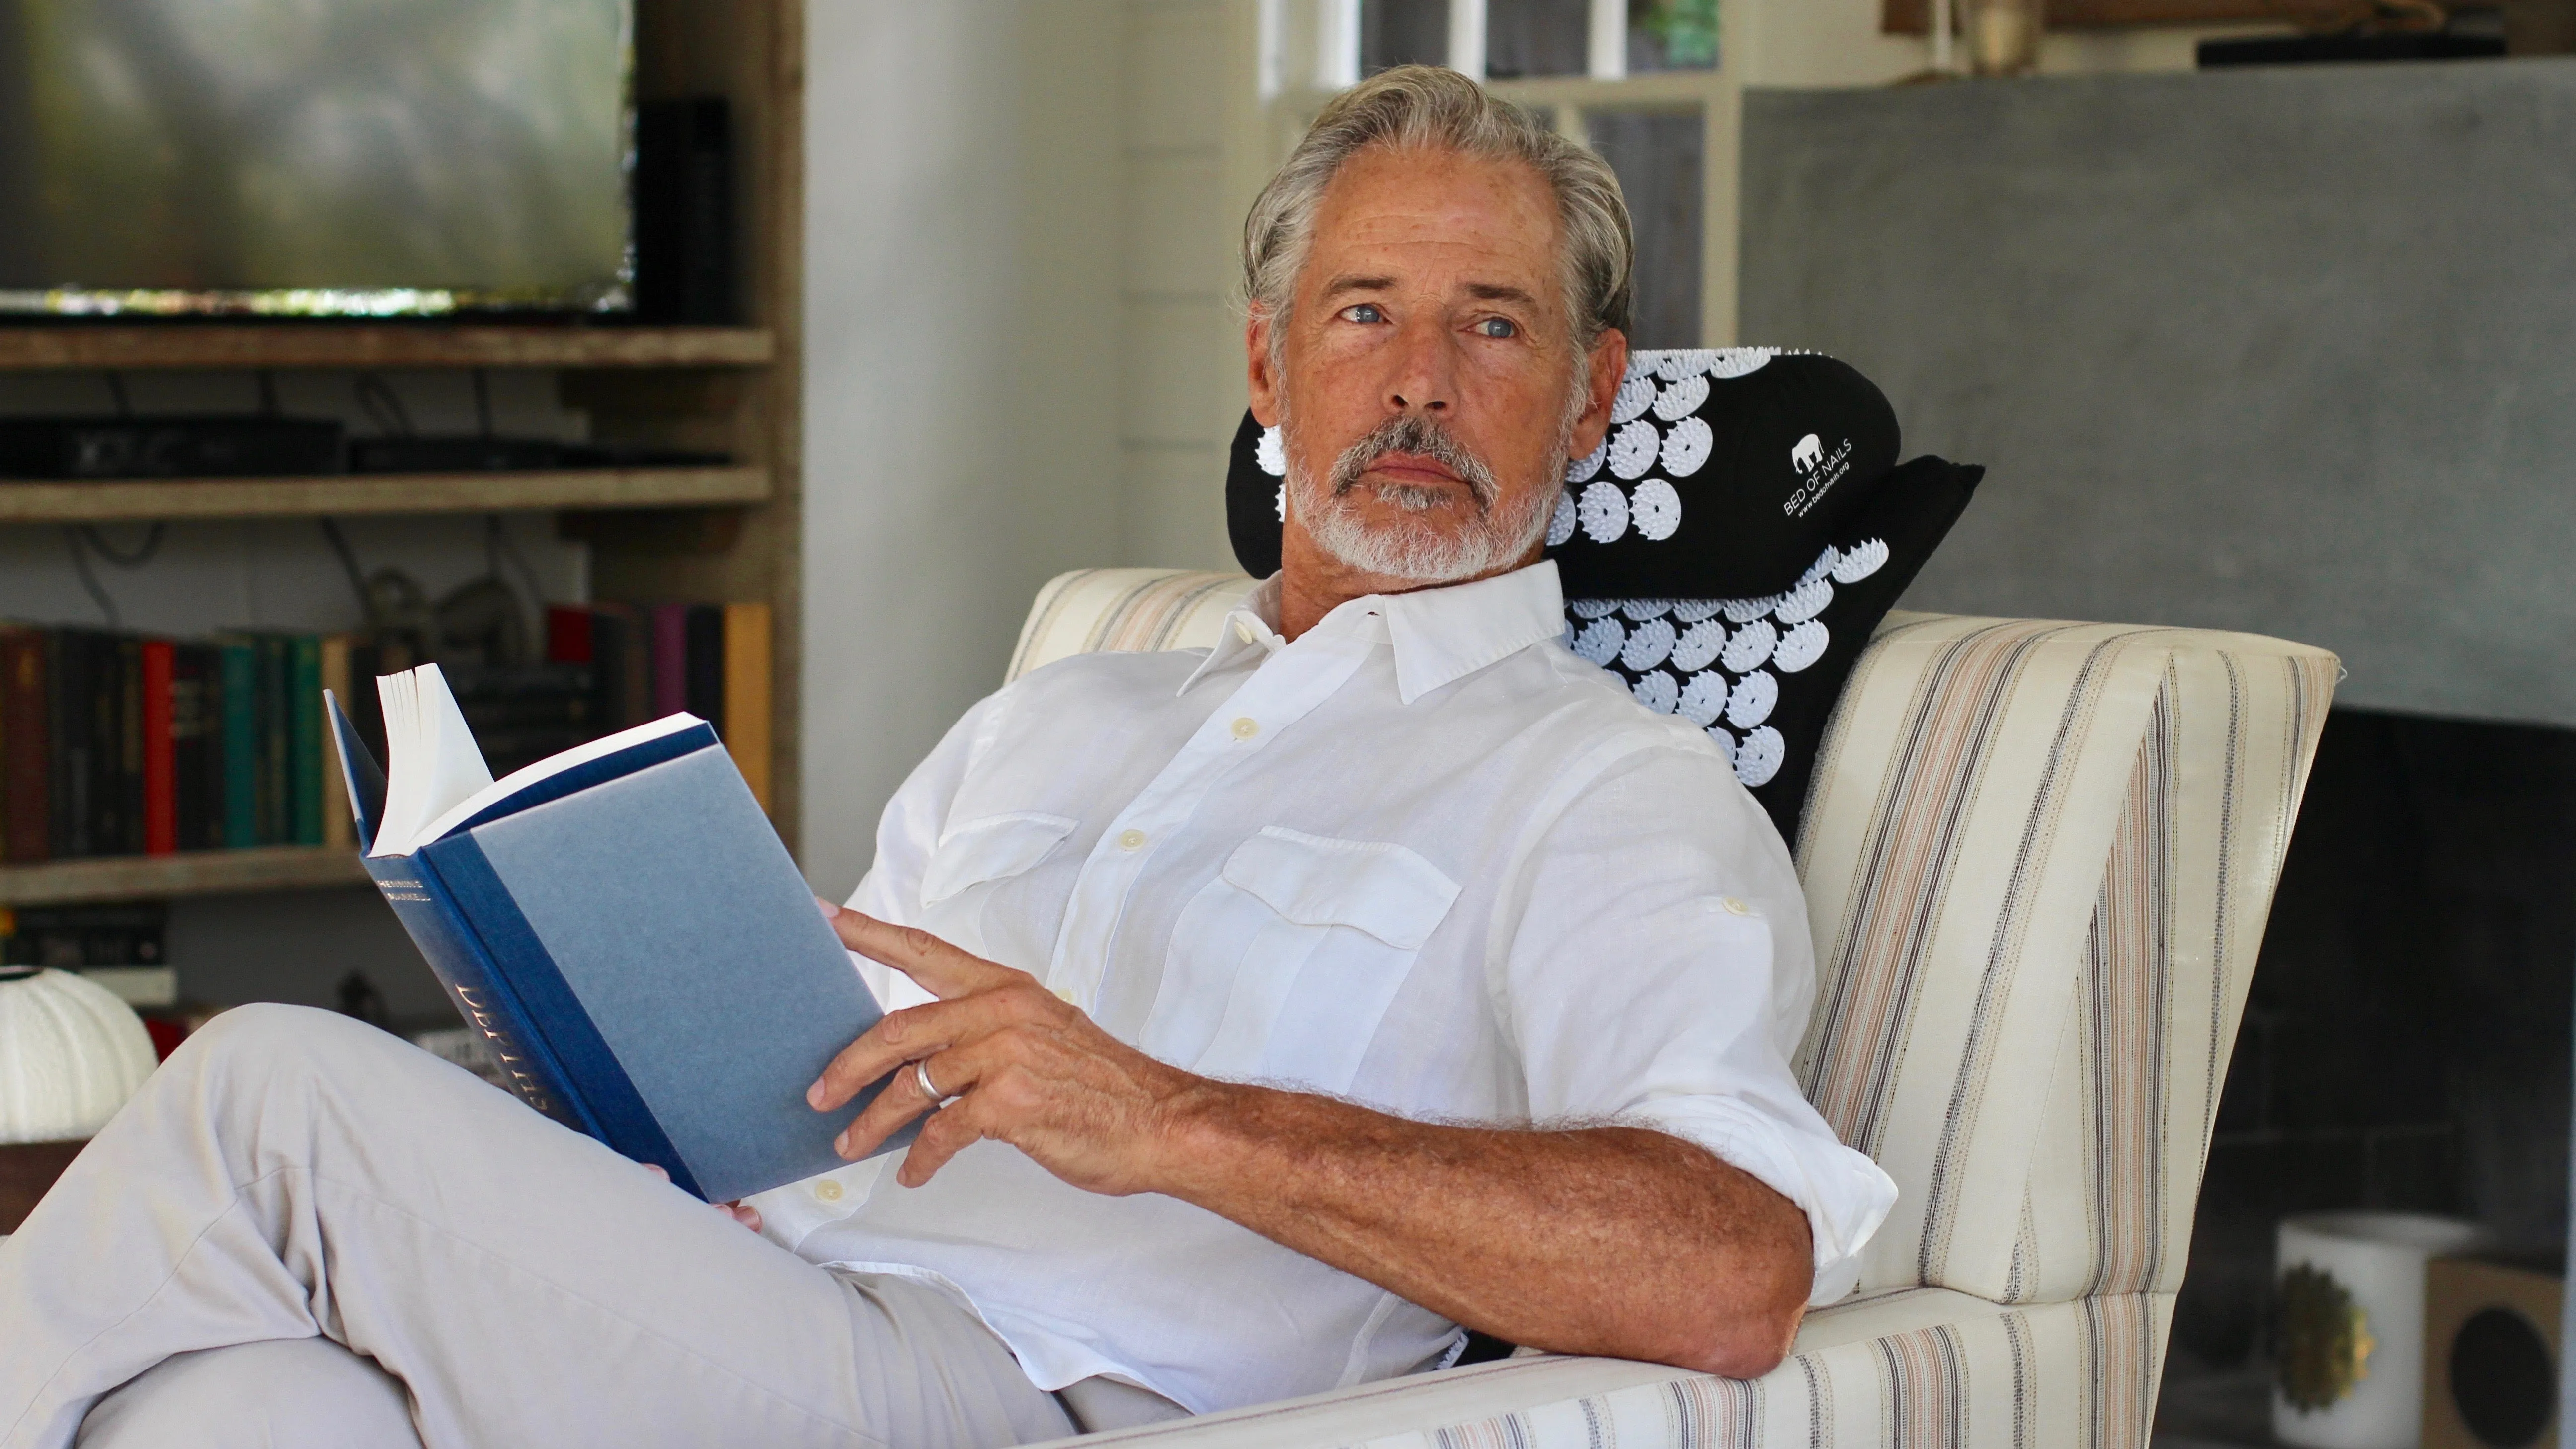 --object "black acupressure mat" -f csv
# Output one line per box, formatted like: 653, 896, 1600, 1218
1225, 348, 1978, 841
